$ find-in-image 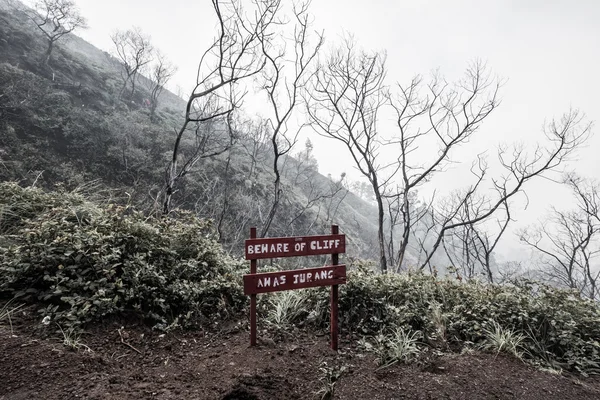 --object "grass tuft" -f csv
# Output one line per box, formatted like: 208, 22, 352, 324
266, 291, 309, 328
480, 321, 525, 359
